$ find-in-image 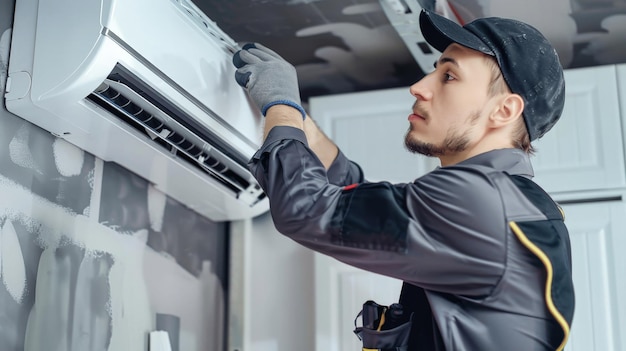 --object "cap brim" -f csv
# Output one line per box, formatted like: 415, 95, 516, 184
419, 10, 494, 56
